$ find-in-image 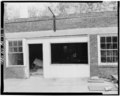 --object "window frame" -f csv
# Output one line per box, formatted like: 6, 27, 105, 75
48, 36, 90, 65
98, 34, 118, 66
6, 39, 25, 67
